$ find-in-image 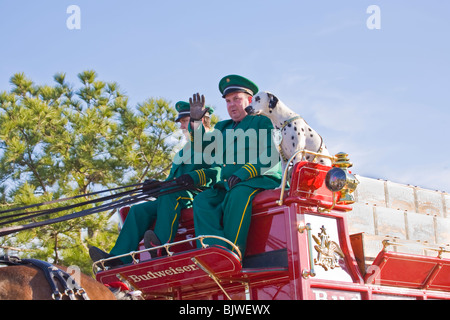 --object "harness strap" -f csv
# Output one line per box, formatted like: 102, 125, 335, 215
0, 255, 22, 265
0, 255, 90, 300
